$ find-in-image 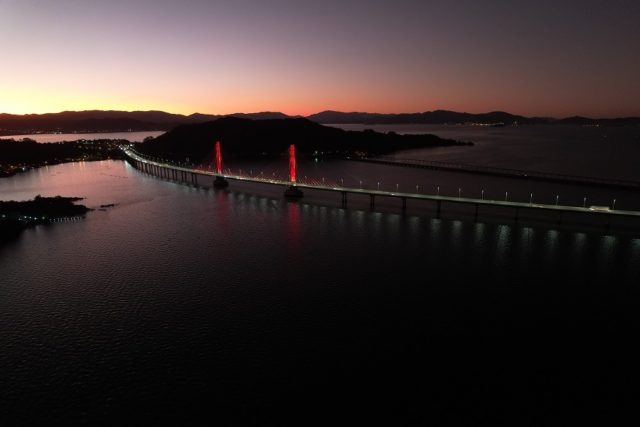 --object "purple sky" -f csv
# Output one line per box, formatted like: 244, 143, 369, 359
1, 0, 638, 117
